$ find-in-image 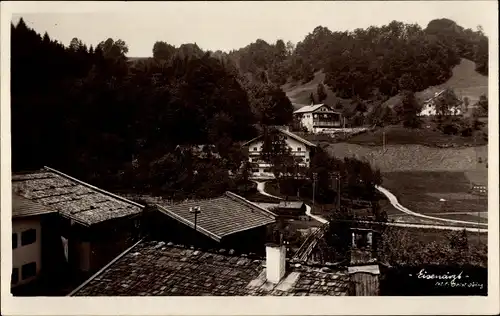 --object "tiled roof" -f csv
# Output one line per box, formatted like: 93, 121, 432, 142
279, 129, 317, 147
155, 192, 276, 241
241, 129, 317, 148
12, 167, 144, 226
12, 193, 56, 218
70, 240, 351, 296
